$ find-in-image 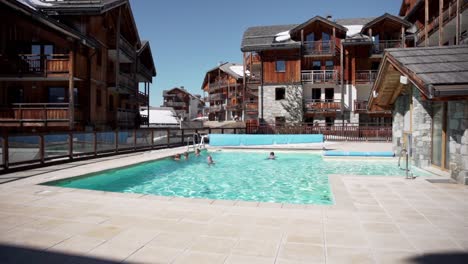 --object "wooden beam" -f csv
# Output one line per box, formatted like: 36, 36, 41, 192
401, 25, 406, 47
425, 0, 429, 47
68, 47, 75, 130
456, 0, 460, 45
439, 0, 444, 46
